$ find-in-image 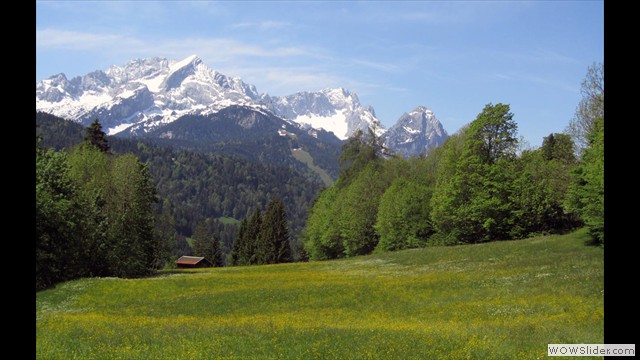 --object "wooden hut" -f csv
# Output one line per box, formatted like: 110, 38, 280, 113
175, 256, 213, 268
